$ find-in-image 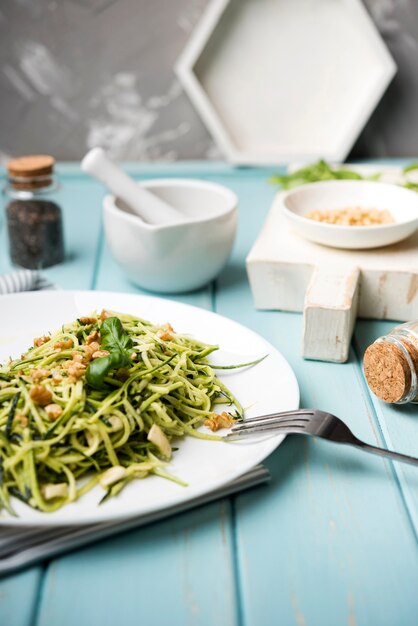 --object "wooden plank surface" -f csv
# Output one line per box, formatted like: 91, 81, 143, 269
214, 169, 418, 626
1, 162, 418, 626
36, 502, 238, 626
